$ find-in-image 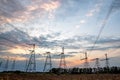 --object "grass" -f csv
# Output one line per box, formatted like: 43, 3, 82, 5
0, 73, 120, 80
